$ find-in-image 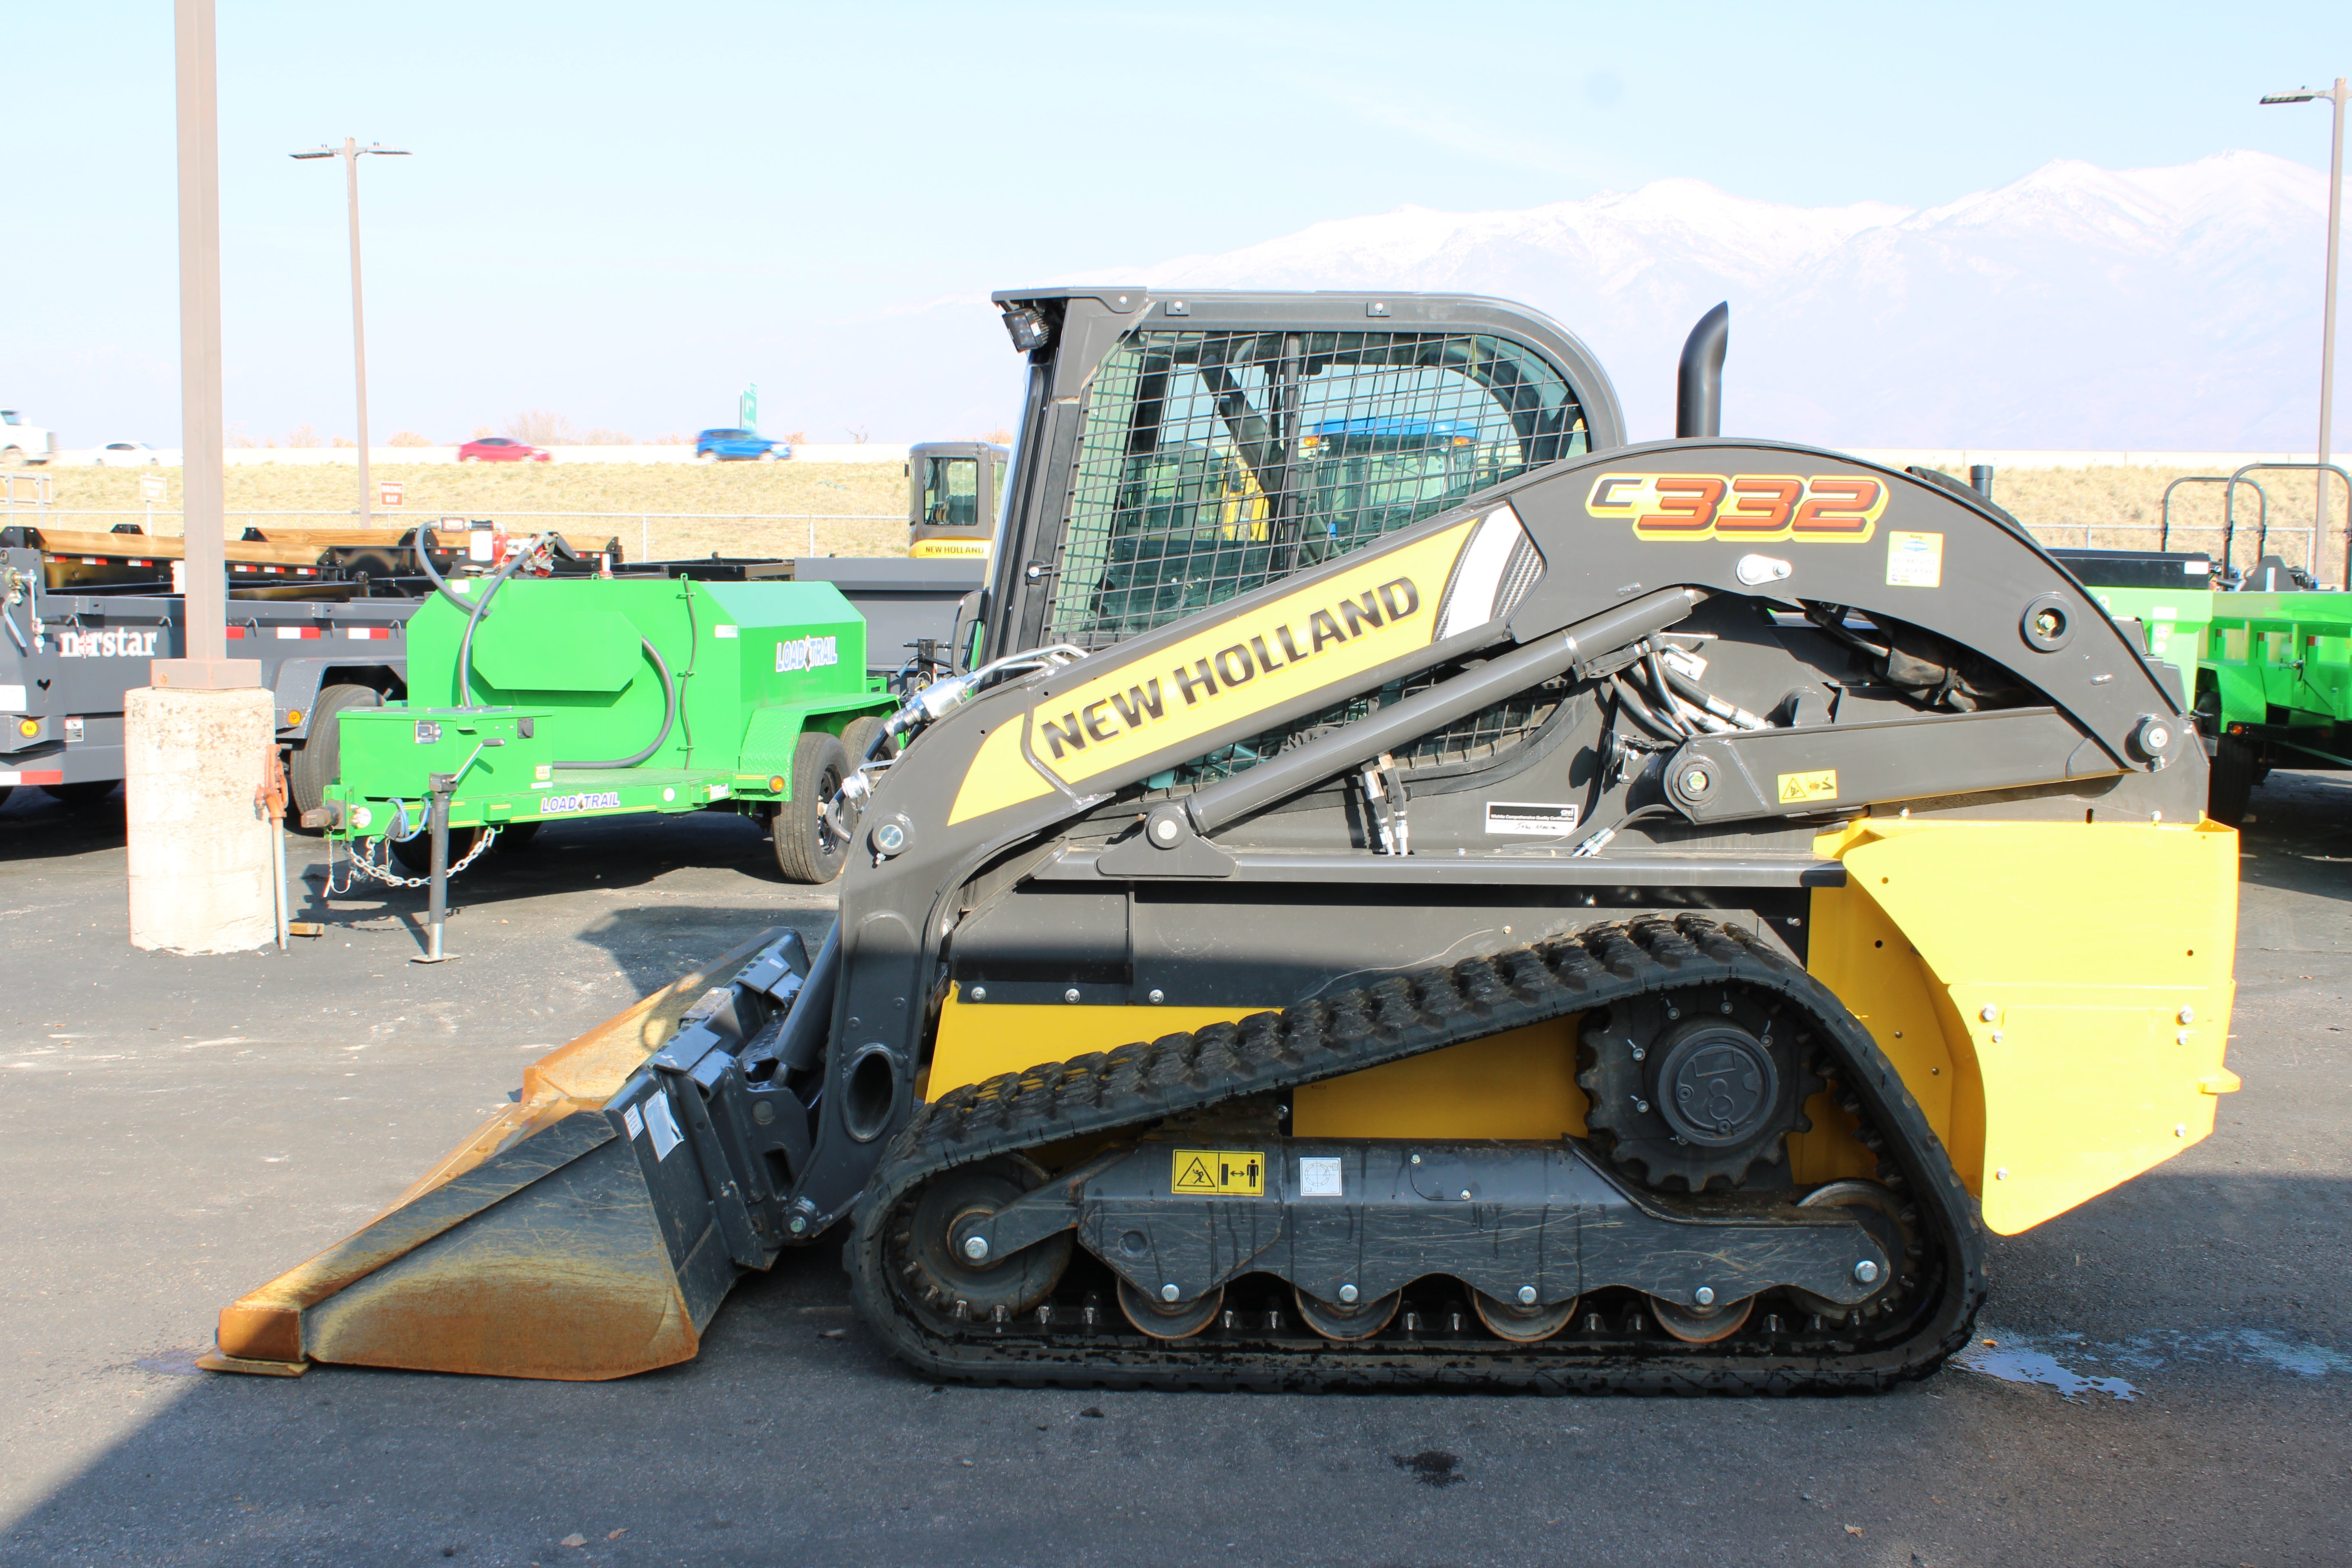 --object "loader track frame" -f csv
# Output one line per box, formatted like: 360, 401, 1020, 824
847, 913, 1987, 1392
